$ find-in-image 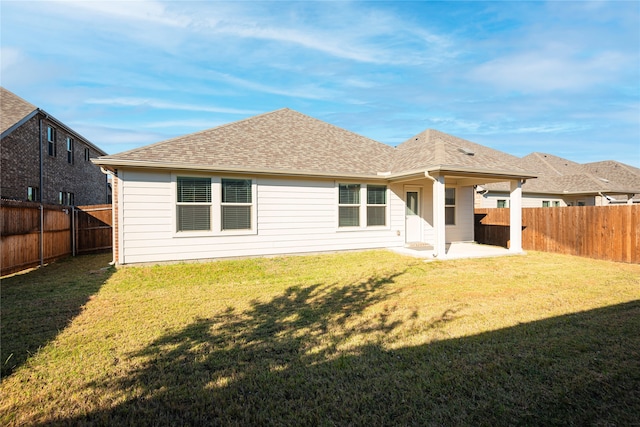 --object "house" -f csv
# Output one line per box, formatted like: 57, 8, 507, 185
476, 152, 640, 208
93, 108, 535, 266
1, 87, 109, 205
